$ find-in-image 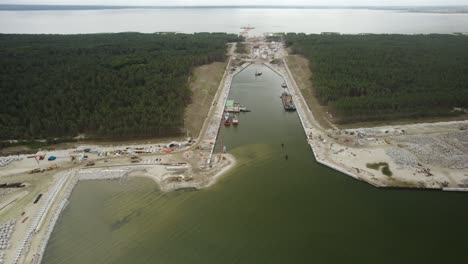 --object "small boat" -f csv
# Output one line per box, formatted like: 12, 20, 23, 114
239, 105, 251, 112
224, 119, 231, 126
281, 82, 287, 88
241, 25, 255, 30
224, 112, 230, 120
232, 116, 239, 125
